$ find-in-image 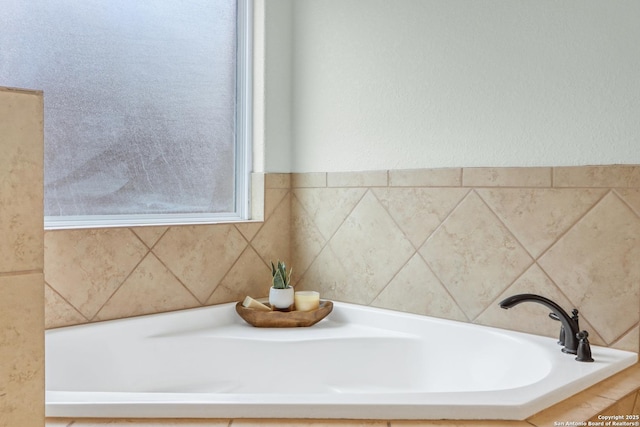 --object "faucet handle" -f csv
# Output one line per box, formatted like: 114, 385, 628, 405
548, 312, 565, 346
549, 309, 579, 322
575, 330, 594, 362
